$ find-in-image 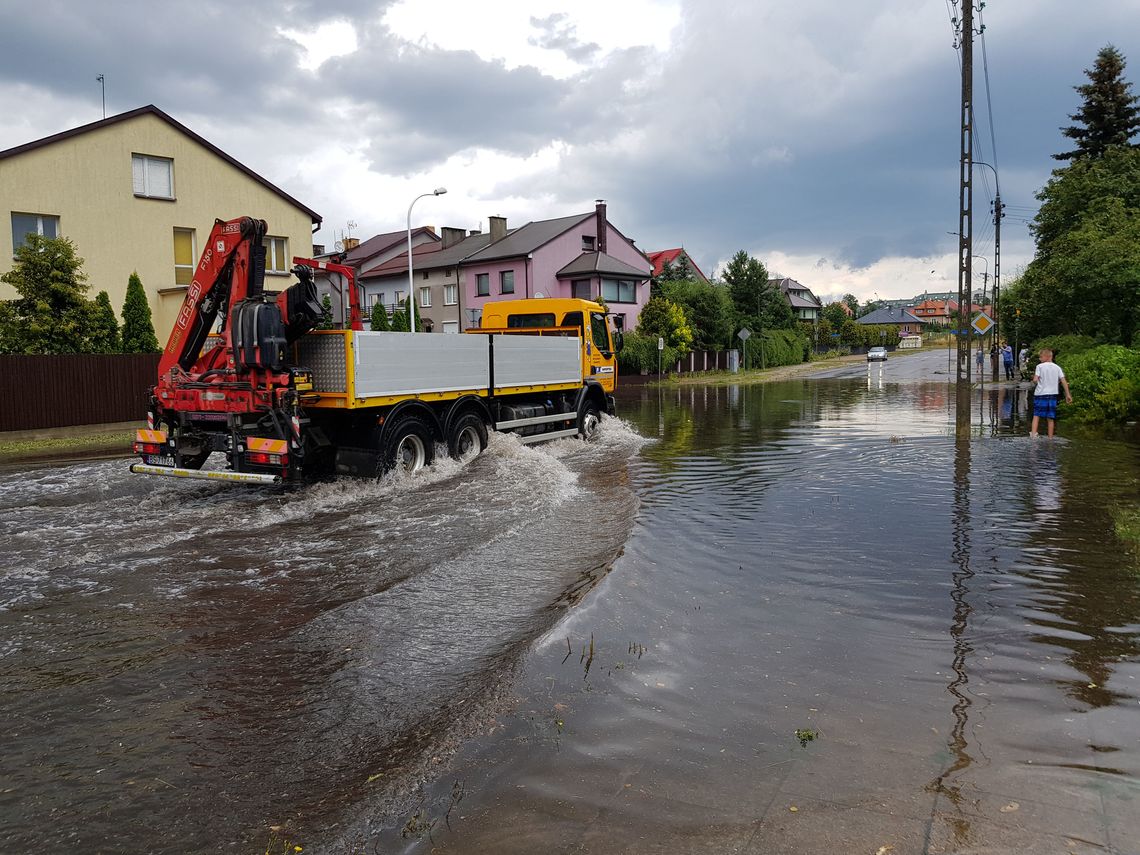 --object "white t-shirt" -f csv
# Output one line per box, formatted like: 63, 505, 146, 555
1034, 361, 1066, 396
